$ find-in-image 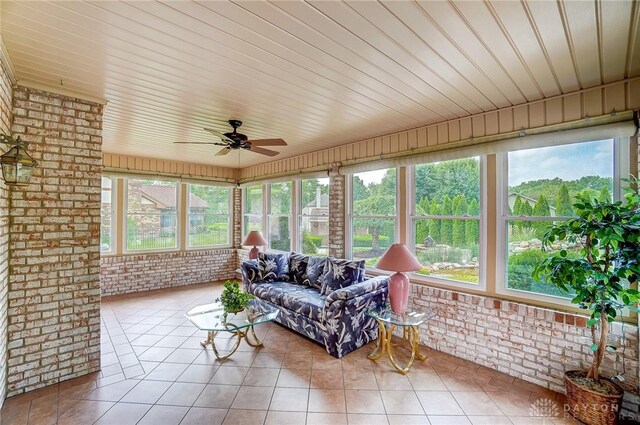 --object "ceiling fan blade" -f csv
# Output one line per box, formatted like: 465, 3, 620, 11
173, 142, 226, 145
215, 147, 232, 156
203, 127, 230, 140
249, 146, 280, 157
249, 138, 287, 146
